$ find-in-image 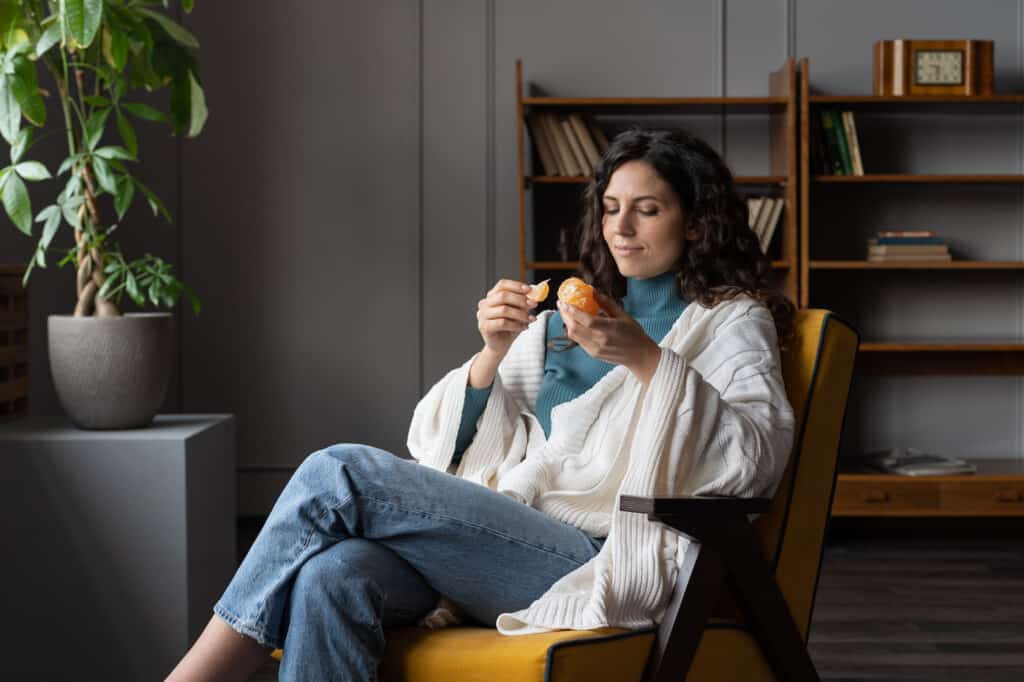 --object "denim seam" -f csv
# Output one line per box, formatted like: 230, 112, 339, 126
356, 493, 592, 568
